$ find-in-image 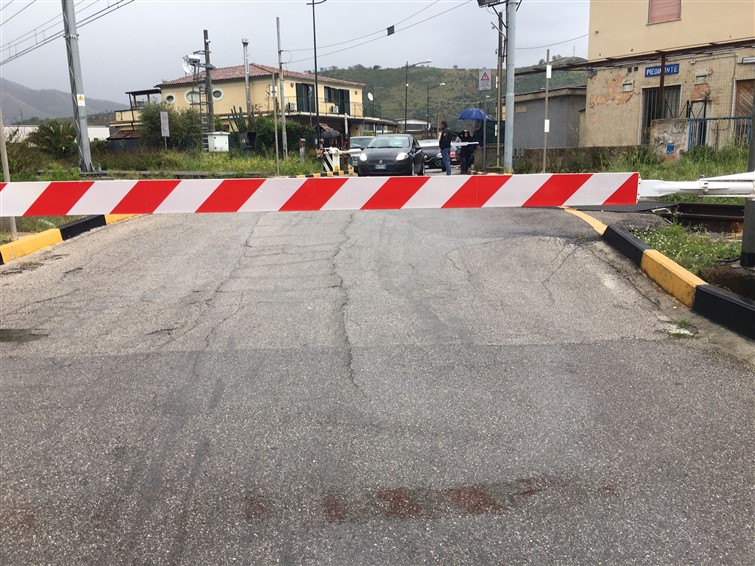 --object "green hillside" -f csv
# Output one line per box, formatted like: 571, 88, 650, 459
318, 58, 587, 128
